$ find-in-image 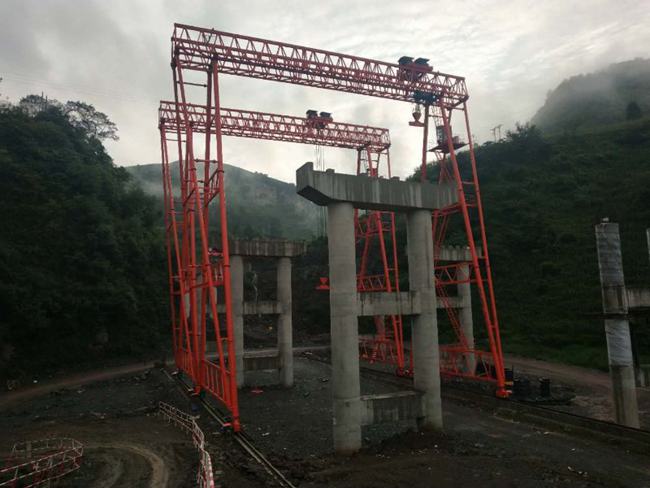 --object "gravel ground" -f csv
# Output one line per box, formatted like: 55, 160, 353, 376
0, 369, 267, 487
239, 356, 650, 487
2, 358, 649, 487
